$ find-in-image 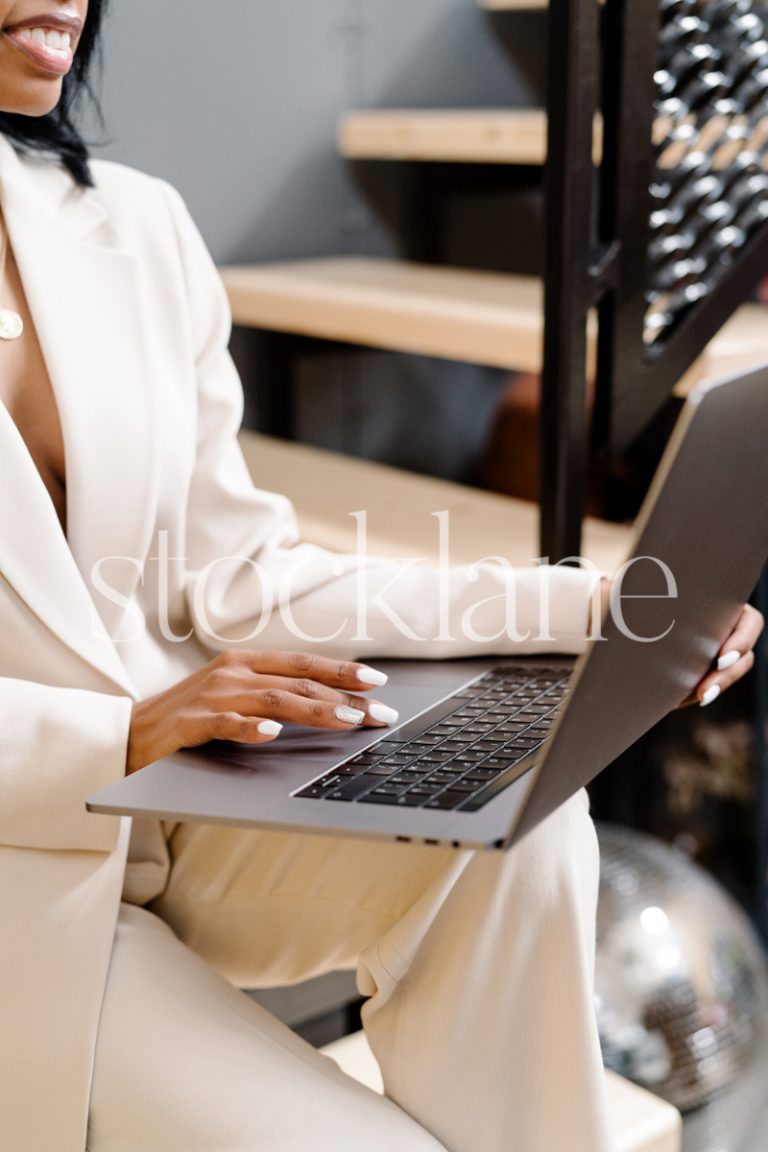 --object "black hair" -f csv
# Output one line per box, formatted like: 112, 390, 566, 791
0, 0, 108, 187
